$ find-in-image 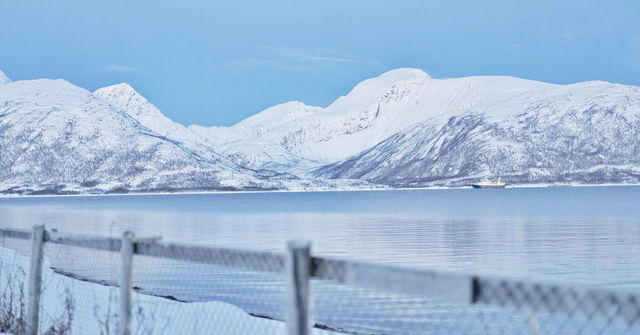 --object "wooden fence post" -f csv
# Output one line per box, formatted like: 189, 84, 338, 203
528, 310, 539, 335
119, 231, 135, 335
27, 224, 45, 335
286, 241, 311, 335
